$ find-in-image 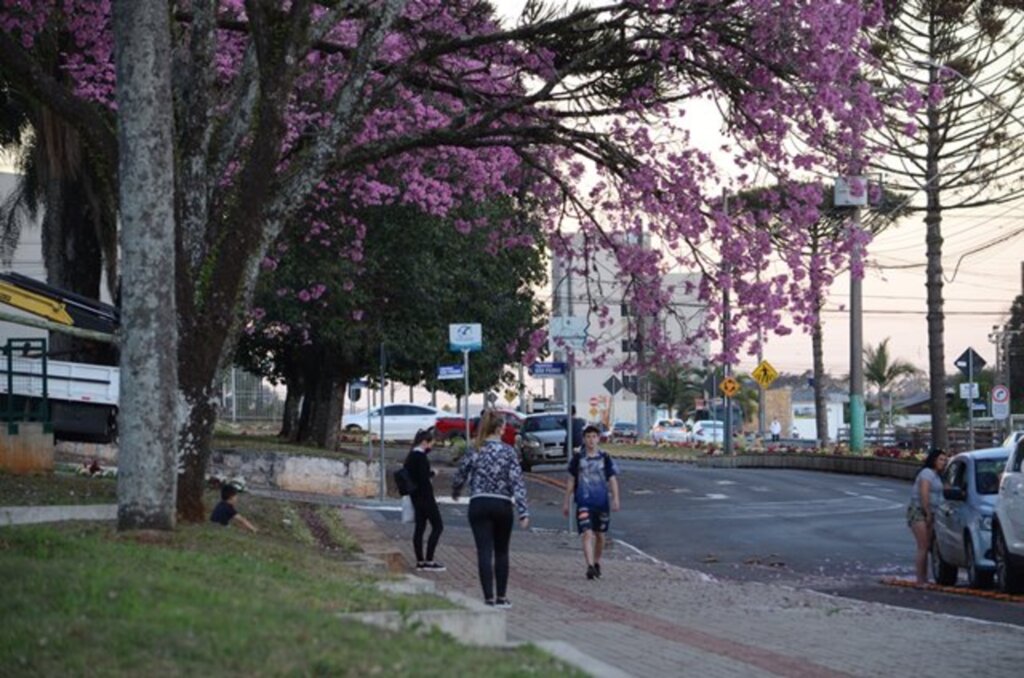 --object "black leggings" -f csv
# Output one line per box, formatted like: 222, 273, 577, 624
412, 494, 443, 563
468, 497, 514, 601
